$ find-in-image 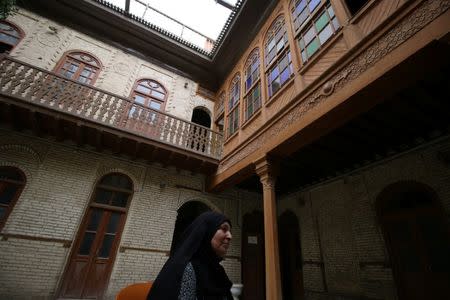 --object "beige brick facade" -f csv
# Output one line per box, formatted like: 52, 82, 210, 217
6, 9, 215, 123
0, 129, 259, 299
